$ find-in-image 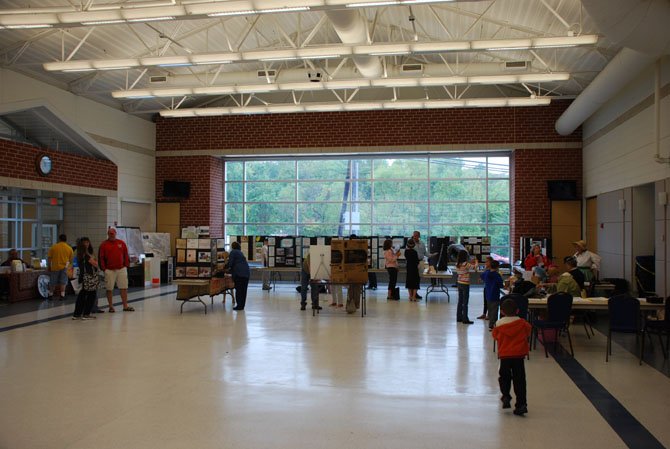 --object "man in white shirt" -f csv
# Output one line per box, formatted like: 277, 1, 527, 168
573, 240, 601, 282
261, 239, 271, 290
